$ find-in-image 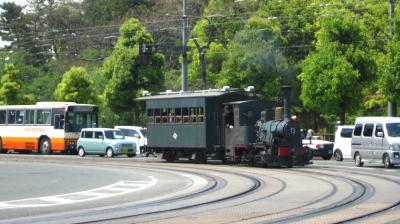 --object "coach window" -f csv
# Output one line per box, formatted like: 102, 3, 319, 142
16, 110, 25, 124
25, 110, 35, 125
175, 108, 182, 123
197, 107, 204, 122
363, 123, 374, 137
169, 108, 175, 123
7, 110, 16, 124
162, 108, 168, 123
182, 108, 189, 123
190, 107, 197, 123
147, 109, 154, 124
0, 110, 6, 124
154, 109, 161, 123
